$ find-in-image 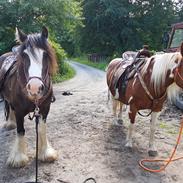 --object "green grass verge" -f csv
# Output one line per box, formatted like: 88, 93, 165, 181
53, 61, 75, 83
72, 56, 109, 71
